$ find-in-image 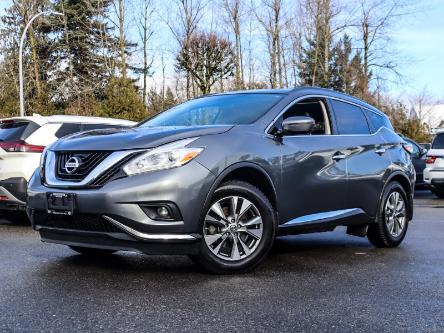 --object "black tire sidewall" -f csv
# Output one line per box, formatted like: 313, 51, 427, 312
196, 181, 276, 273
376, 182, 409, 246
